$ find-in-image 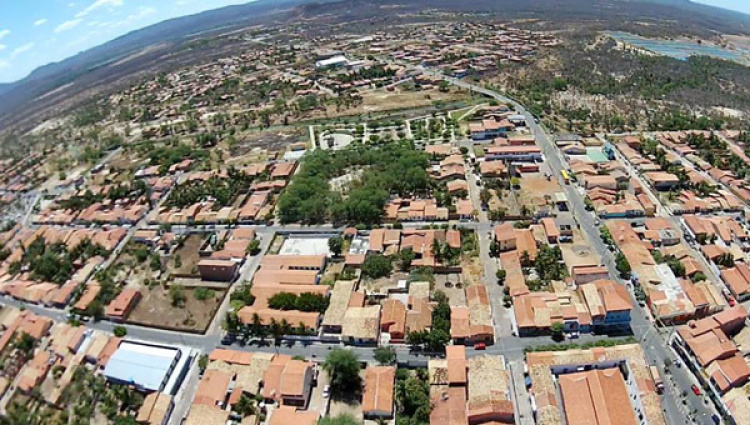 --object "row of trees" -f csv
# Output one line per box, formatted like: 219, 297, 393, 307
267, 292, 330, 313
